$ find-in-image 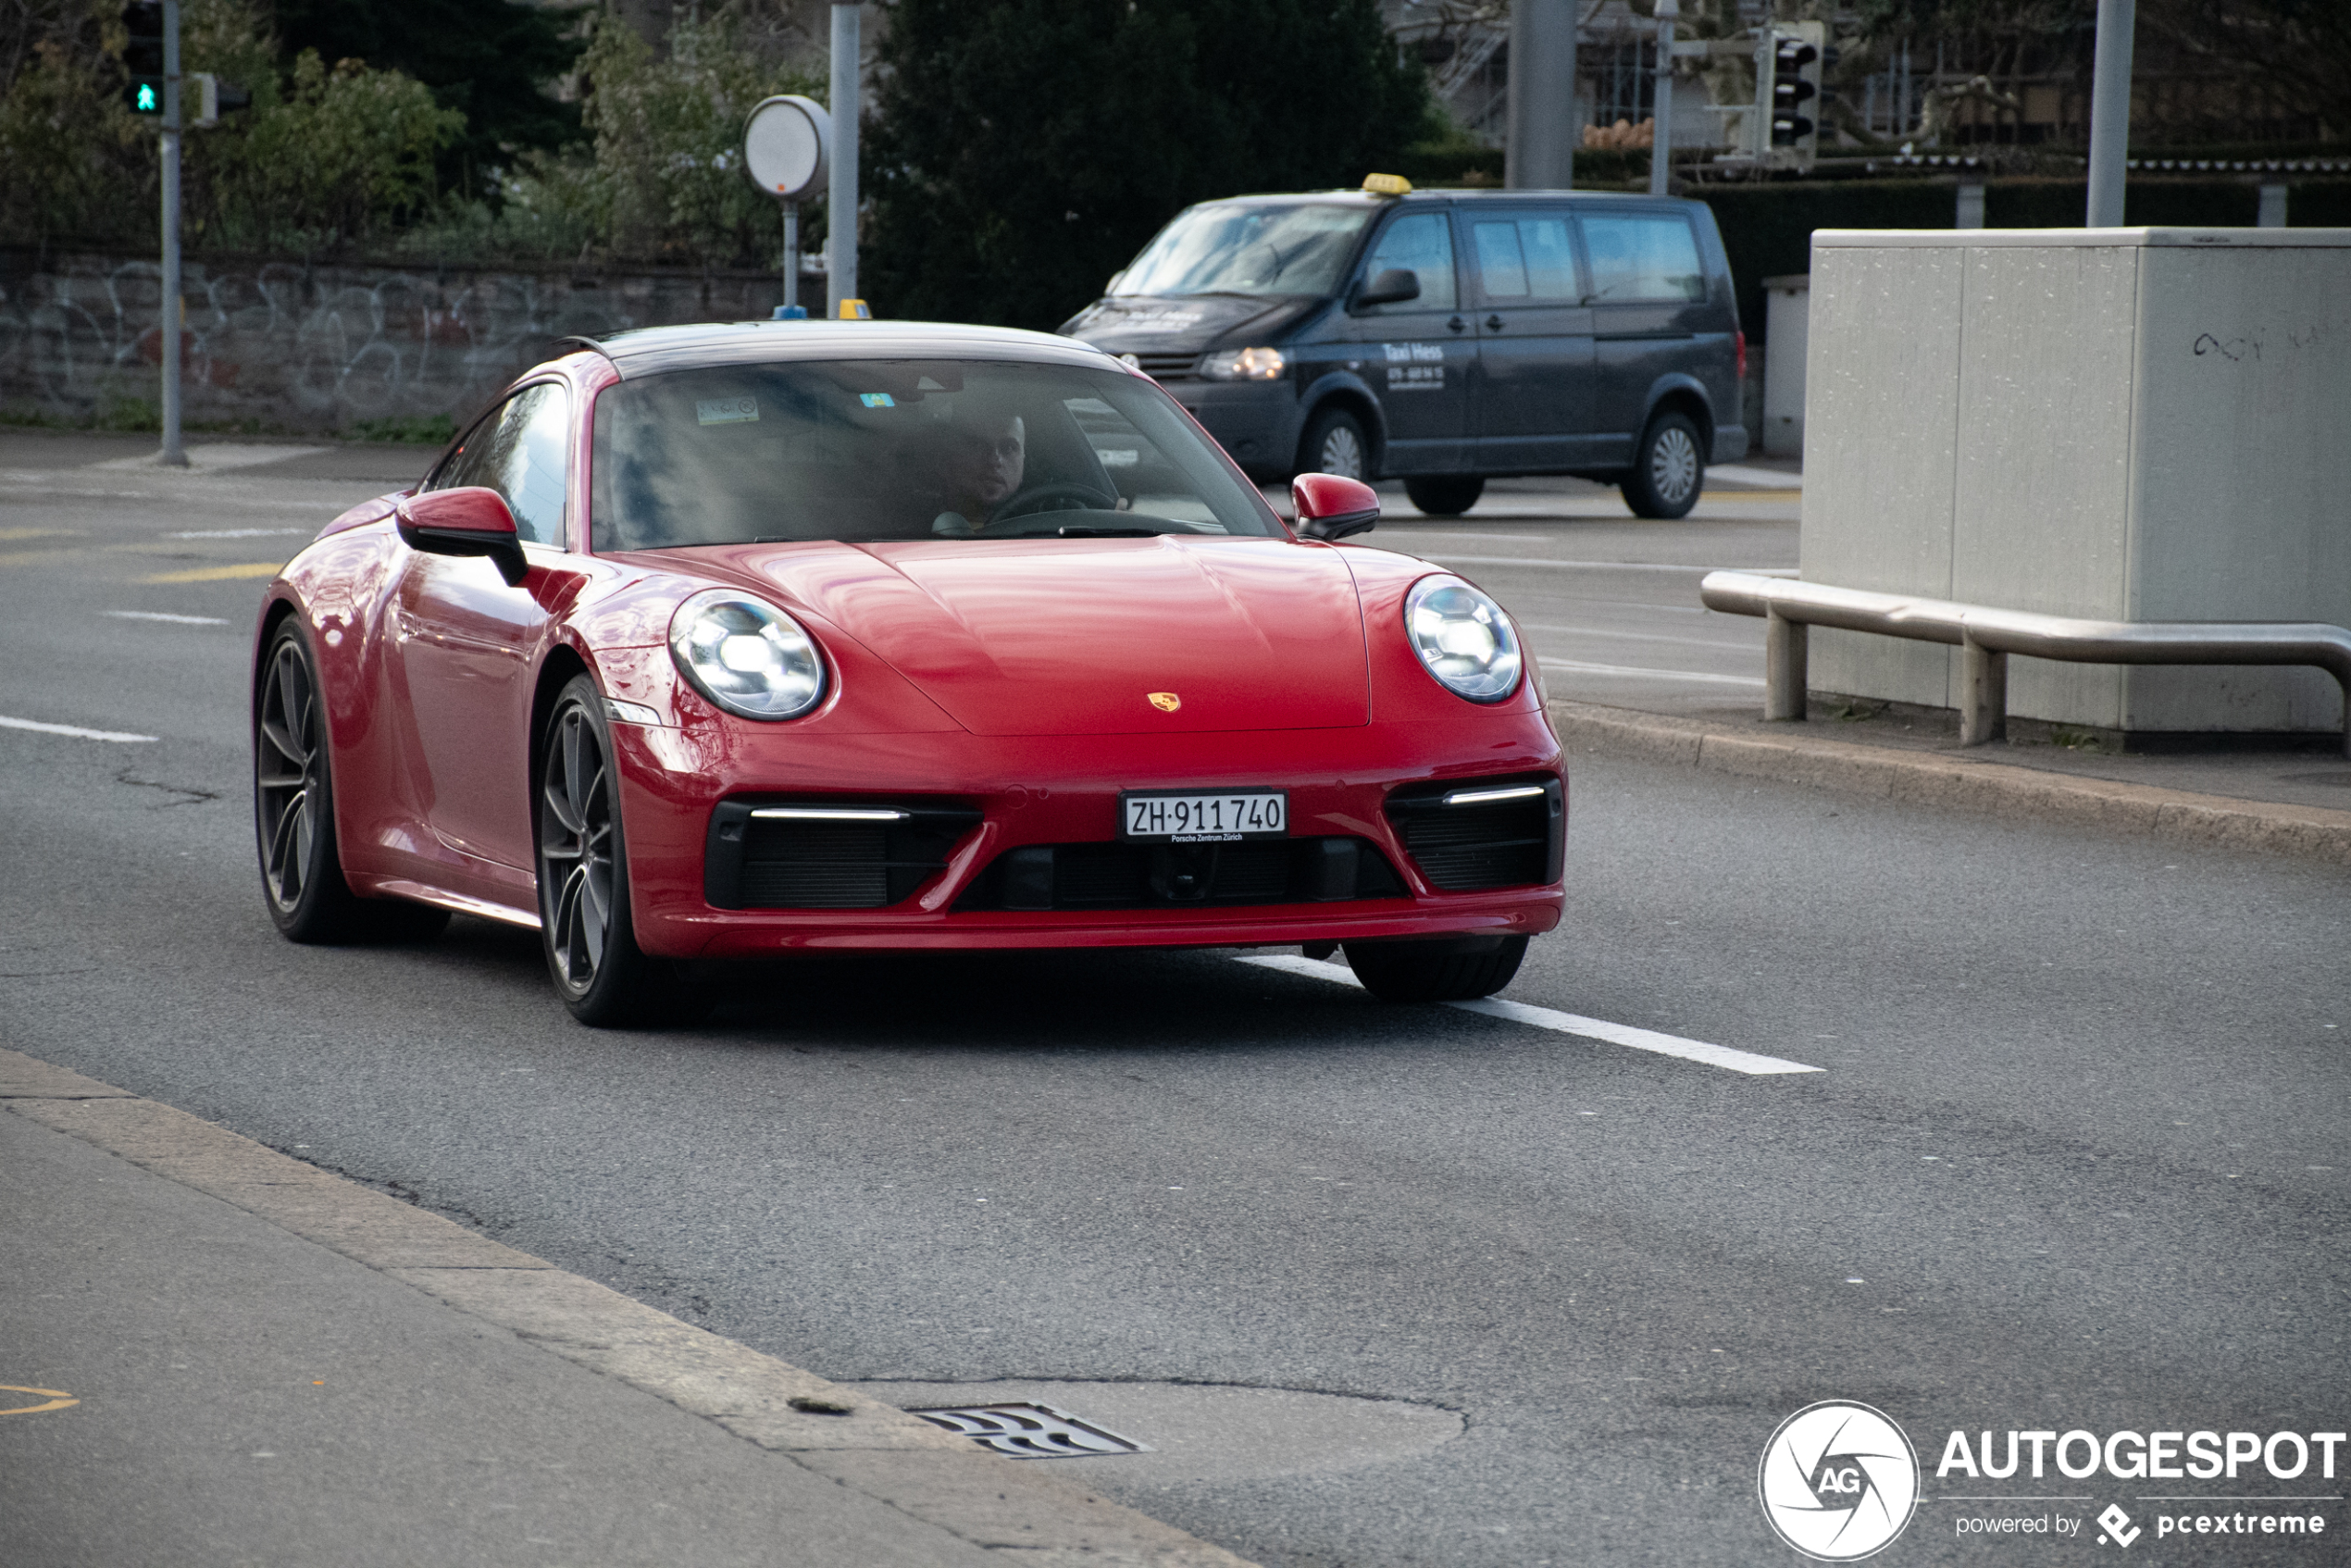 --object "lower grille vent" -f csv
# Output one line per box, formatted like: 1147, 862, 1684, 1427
705, 800, 982, 911
957, 836, 1406, 912
1386, 777, 1562, 892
